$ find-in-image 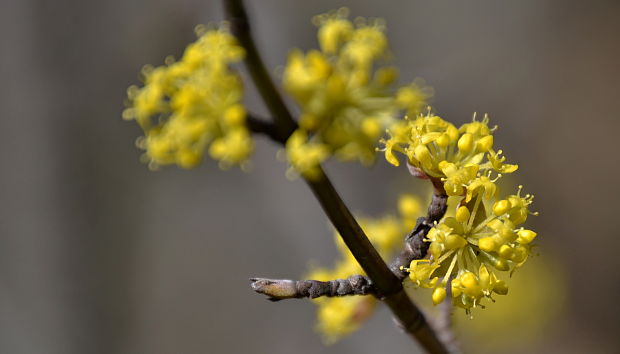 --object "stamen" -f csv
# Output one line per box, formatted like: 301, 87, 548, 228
467, 247, 480, 268
443, 252, 459, 284
472, 216, 496, 233
436, 249, 456, 265
457, 248, 466, 273
467, 192, 483, 231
